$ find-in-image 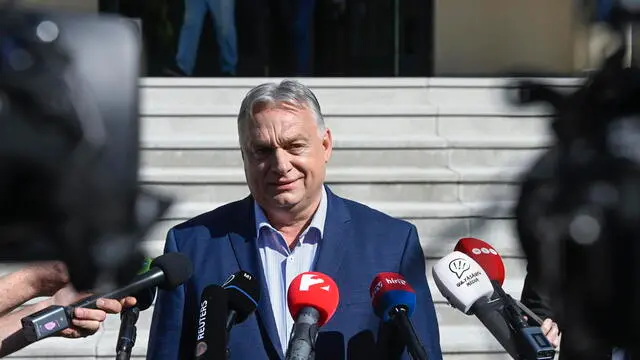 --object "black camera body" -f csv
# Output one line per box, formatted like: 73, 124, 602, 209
0, 5, 170, 291
512, 7, 640, 358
